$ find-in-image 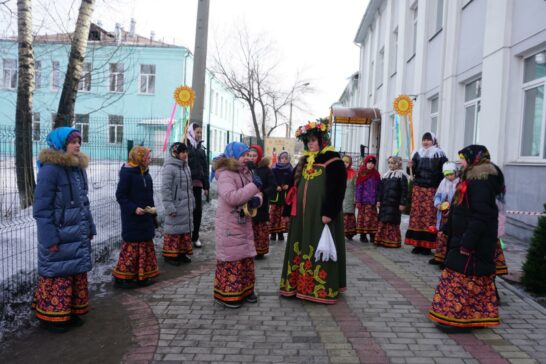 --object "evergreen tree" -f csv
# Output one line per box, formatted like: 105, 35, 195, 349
522, 203, 546, 295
